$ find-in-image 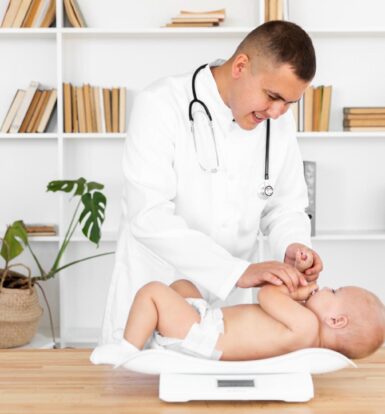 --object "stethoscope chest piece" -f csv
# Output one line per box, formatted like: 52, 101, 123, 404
259, 181, 274, 200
